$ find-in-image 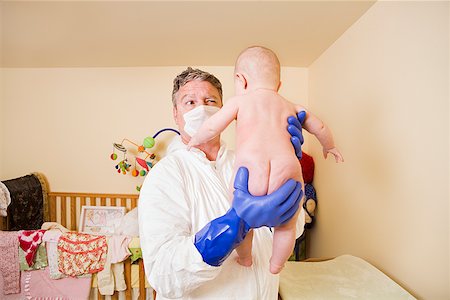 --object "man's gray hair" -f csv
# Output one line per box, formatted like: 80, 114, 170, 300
172, 67, 223, 106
